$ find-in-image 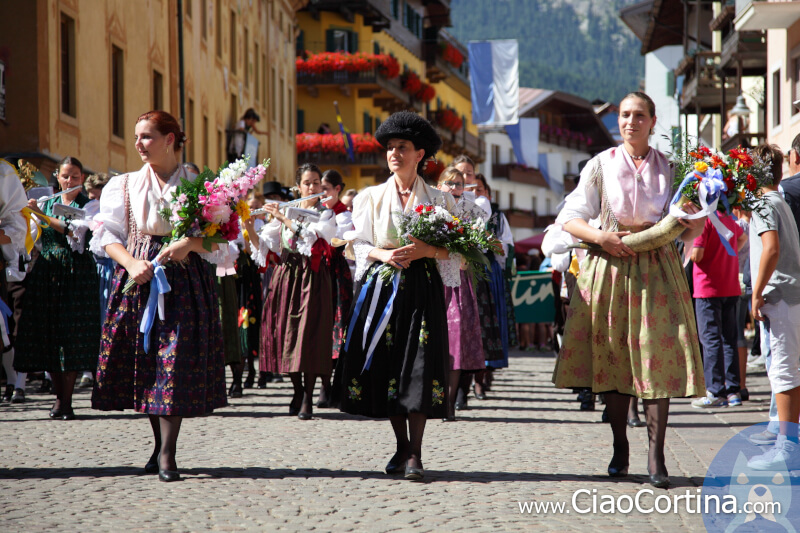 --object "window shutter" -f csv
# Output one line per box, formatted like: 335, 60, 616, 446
363, 111, 371, 134
297, 109, 305, 134
349, 30, 358, 53
325, 29, 335, 52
